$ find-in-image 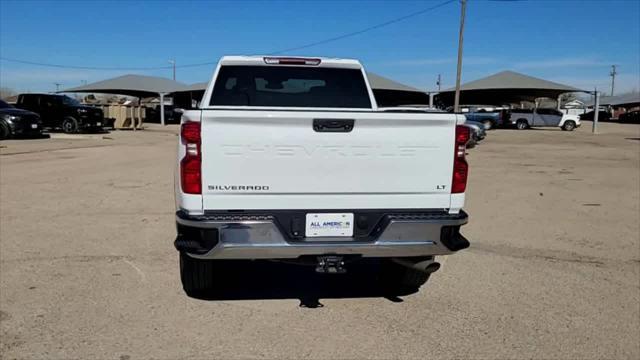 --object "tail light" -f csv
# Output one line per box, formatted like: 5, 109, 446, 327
180, 121, 201, 194
452, 125, 470, 193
